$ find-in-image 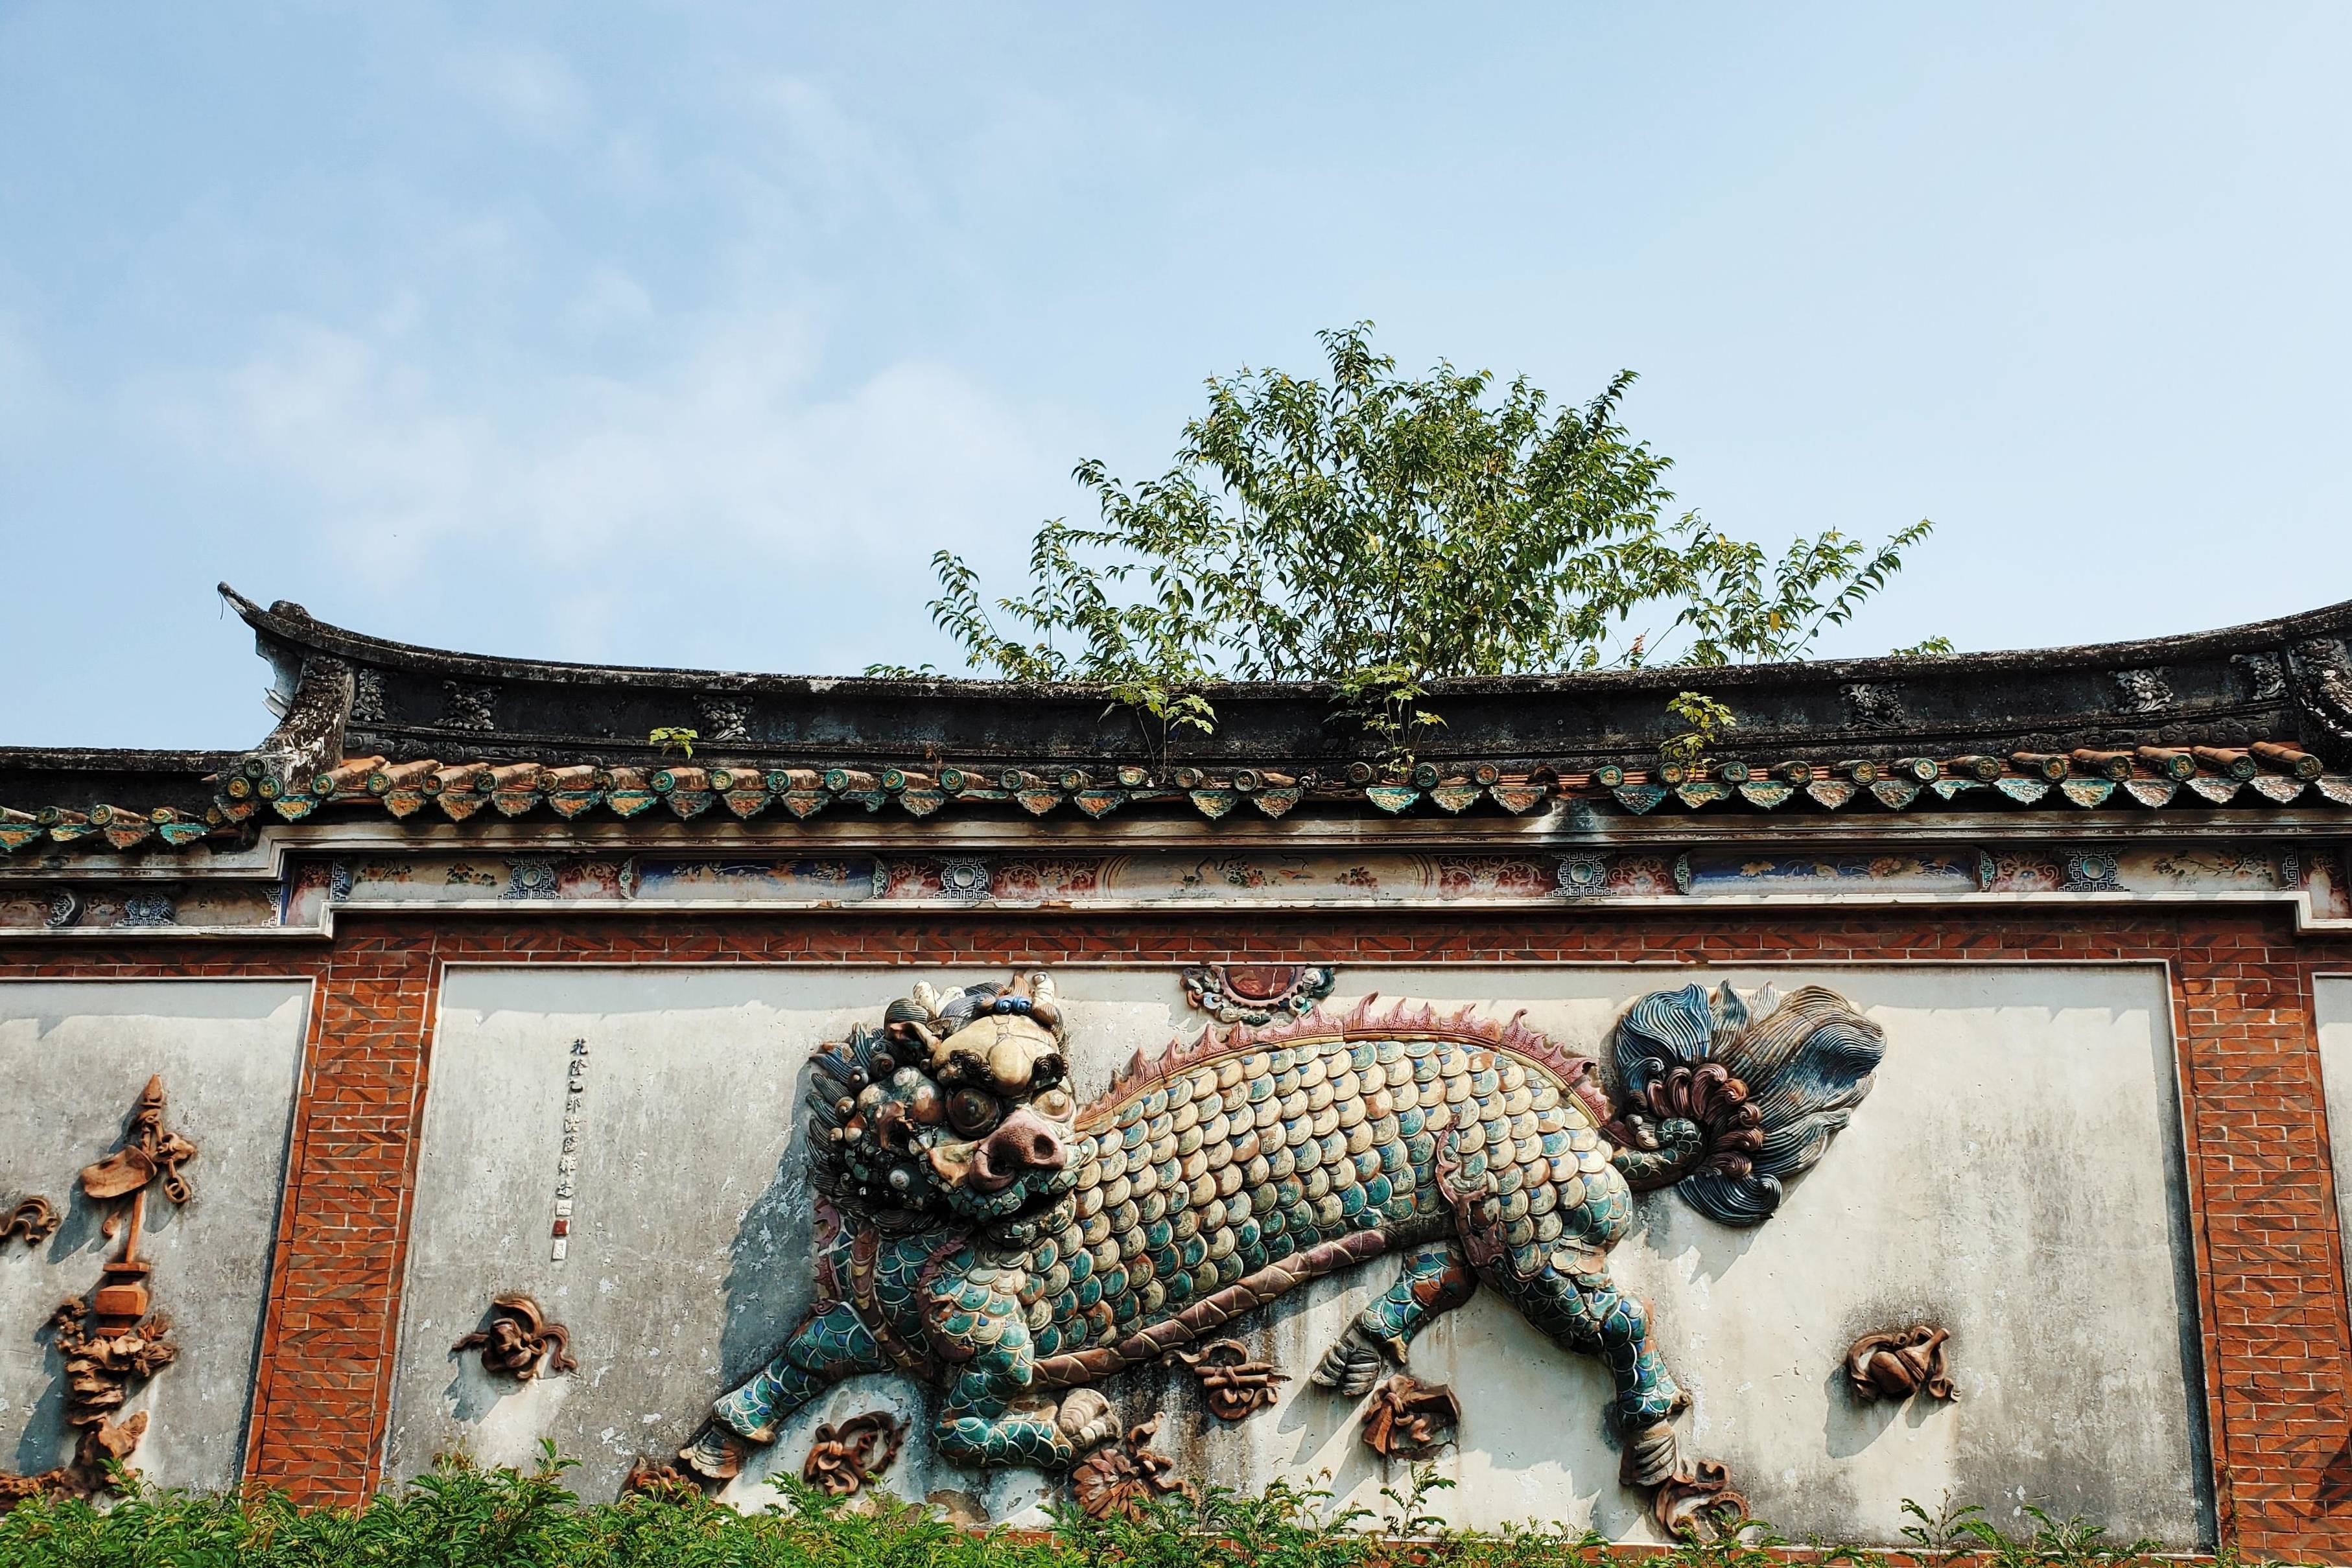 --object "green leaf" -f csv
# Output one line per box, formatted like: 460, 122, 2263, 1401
903, 325, 1935, 753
